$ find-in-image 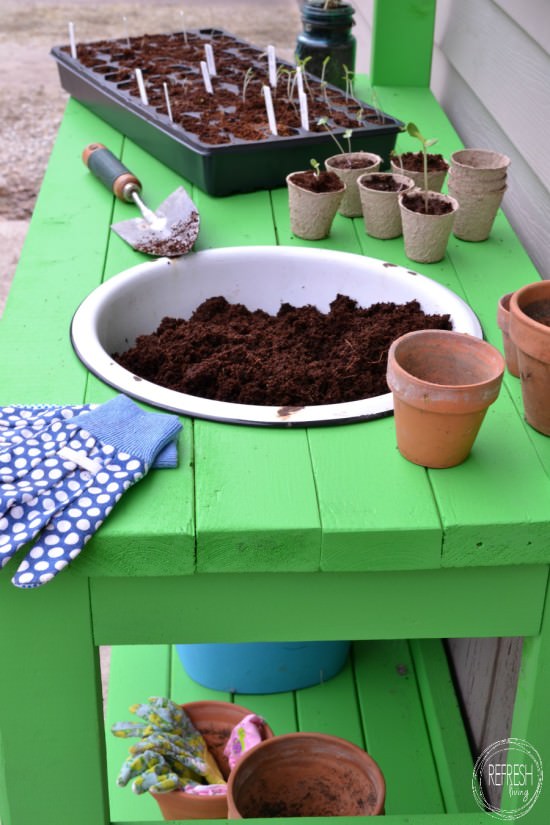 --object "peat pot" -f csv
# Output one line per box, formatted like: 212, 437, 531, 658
286, 170, 345, 239
325, 151, 382, 217
227, 732, 385, 818
70, 247, 483, 426
399, 191, 459, 264
387, 330, 505, 468
357, 172, 415, 239
152, 700, 274, 821
510, 281, 550, 436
